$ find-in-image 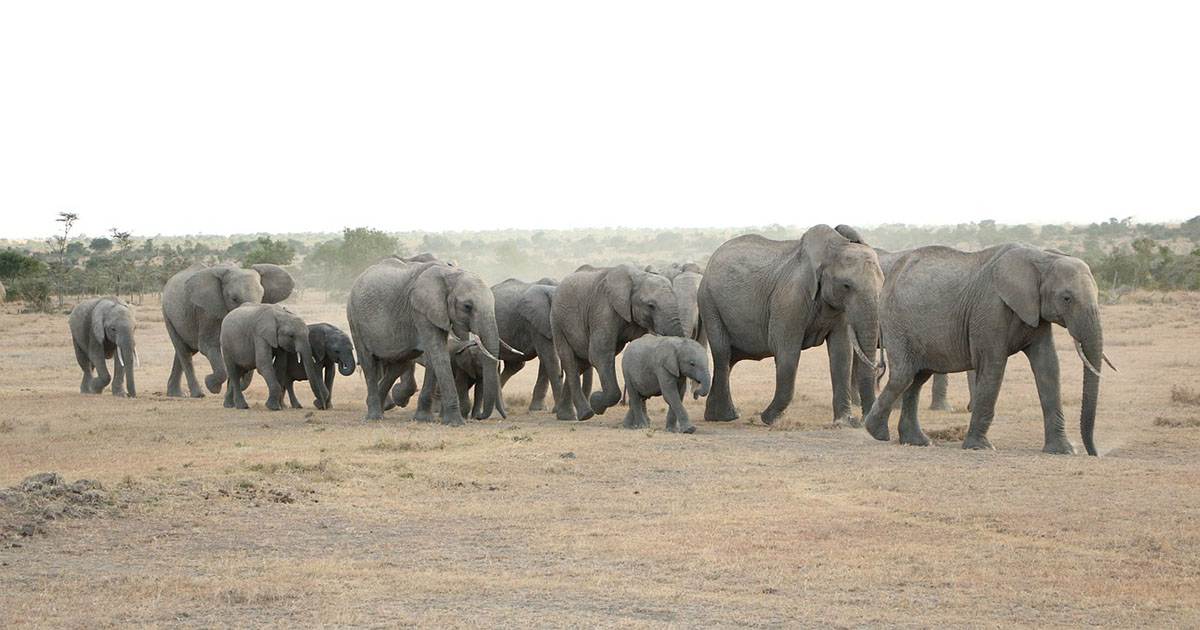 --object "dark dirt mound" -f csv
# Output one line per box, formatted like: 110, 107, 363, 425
926, 425, 969, 443
1, 472, 120, 545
